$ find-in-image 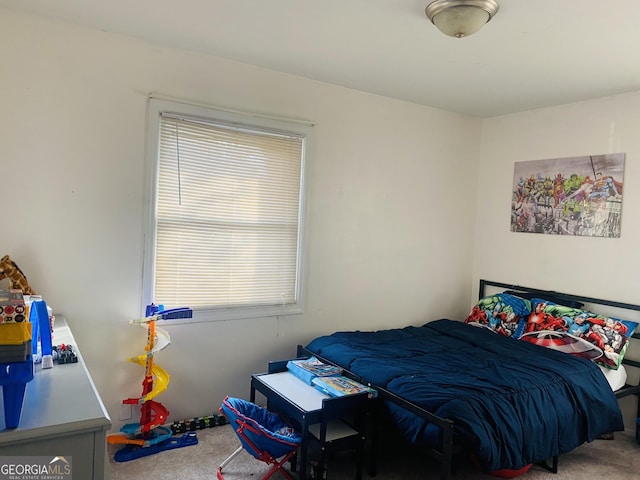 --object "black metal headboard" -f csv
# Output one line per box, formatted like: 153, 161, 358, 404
479, 279, 640, 315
